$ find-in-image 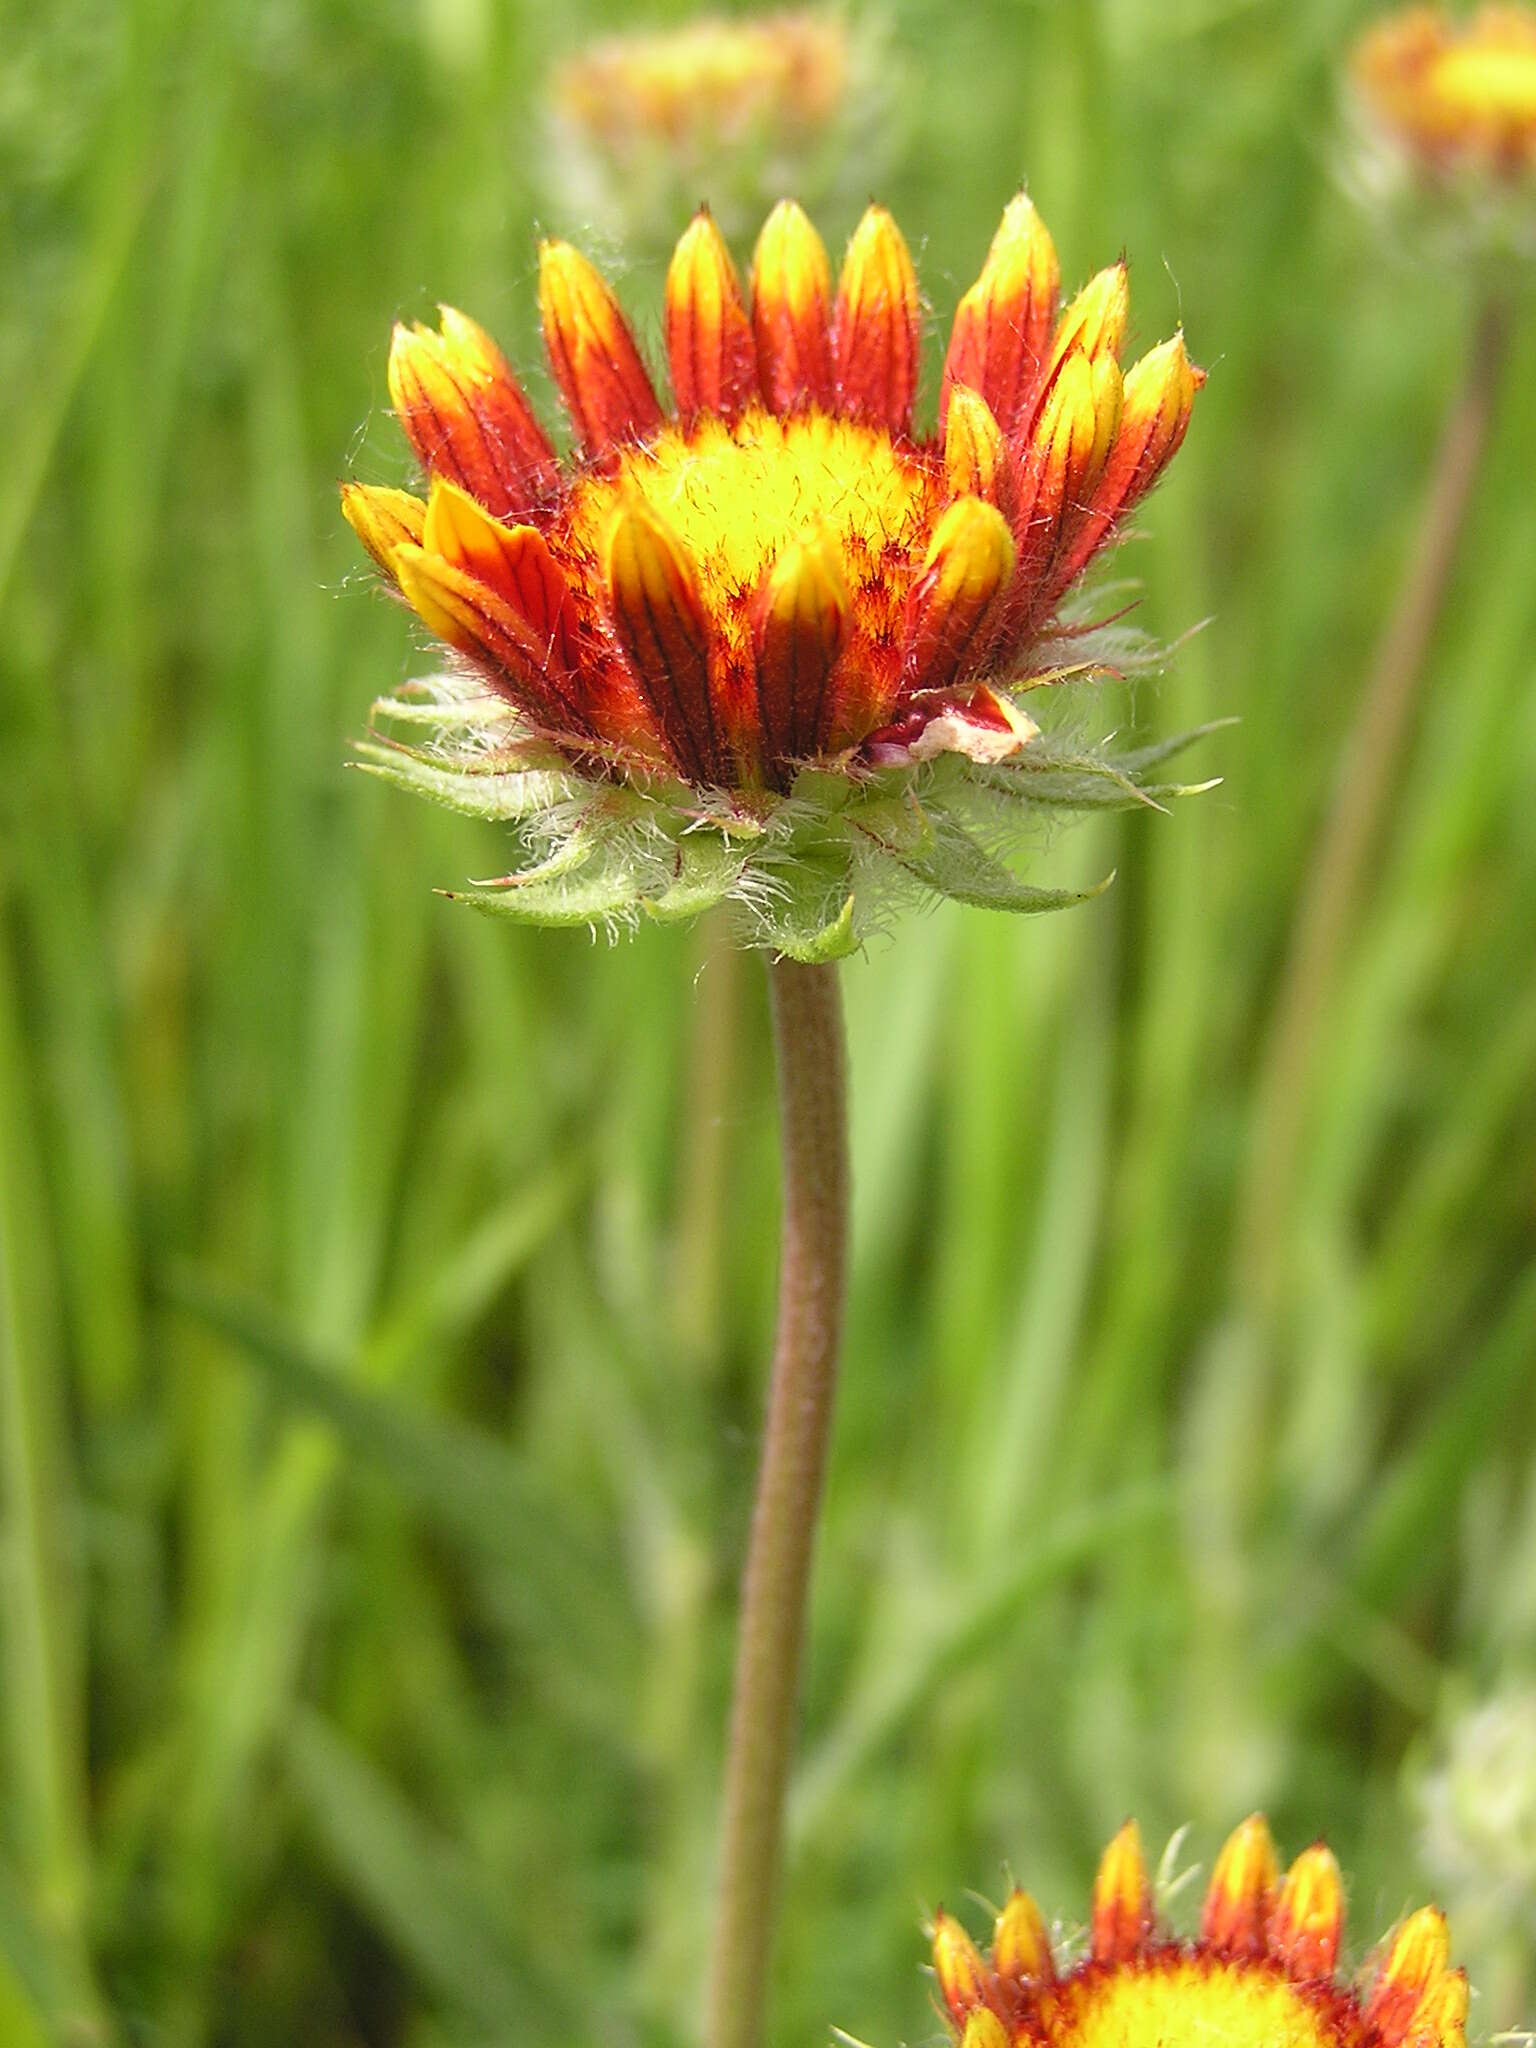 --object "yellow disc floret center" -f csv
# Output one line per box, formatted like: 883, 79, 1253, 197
1038, 1955, 1354, 2048
562, 406, 945, 659
1431, 44, 1536, 122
